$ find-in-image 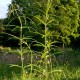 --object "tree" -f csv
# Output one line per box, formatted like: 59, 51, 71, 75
53, 0, 79, 46
0, 19, 4, 32
2, 0, 79, 48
